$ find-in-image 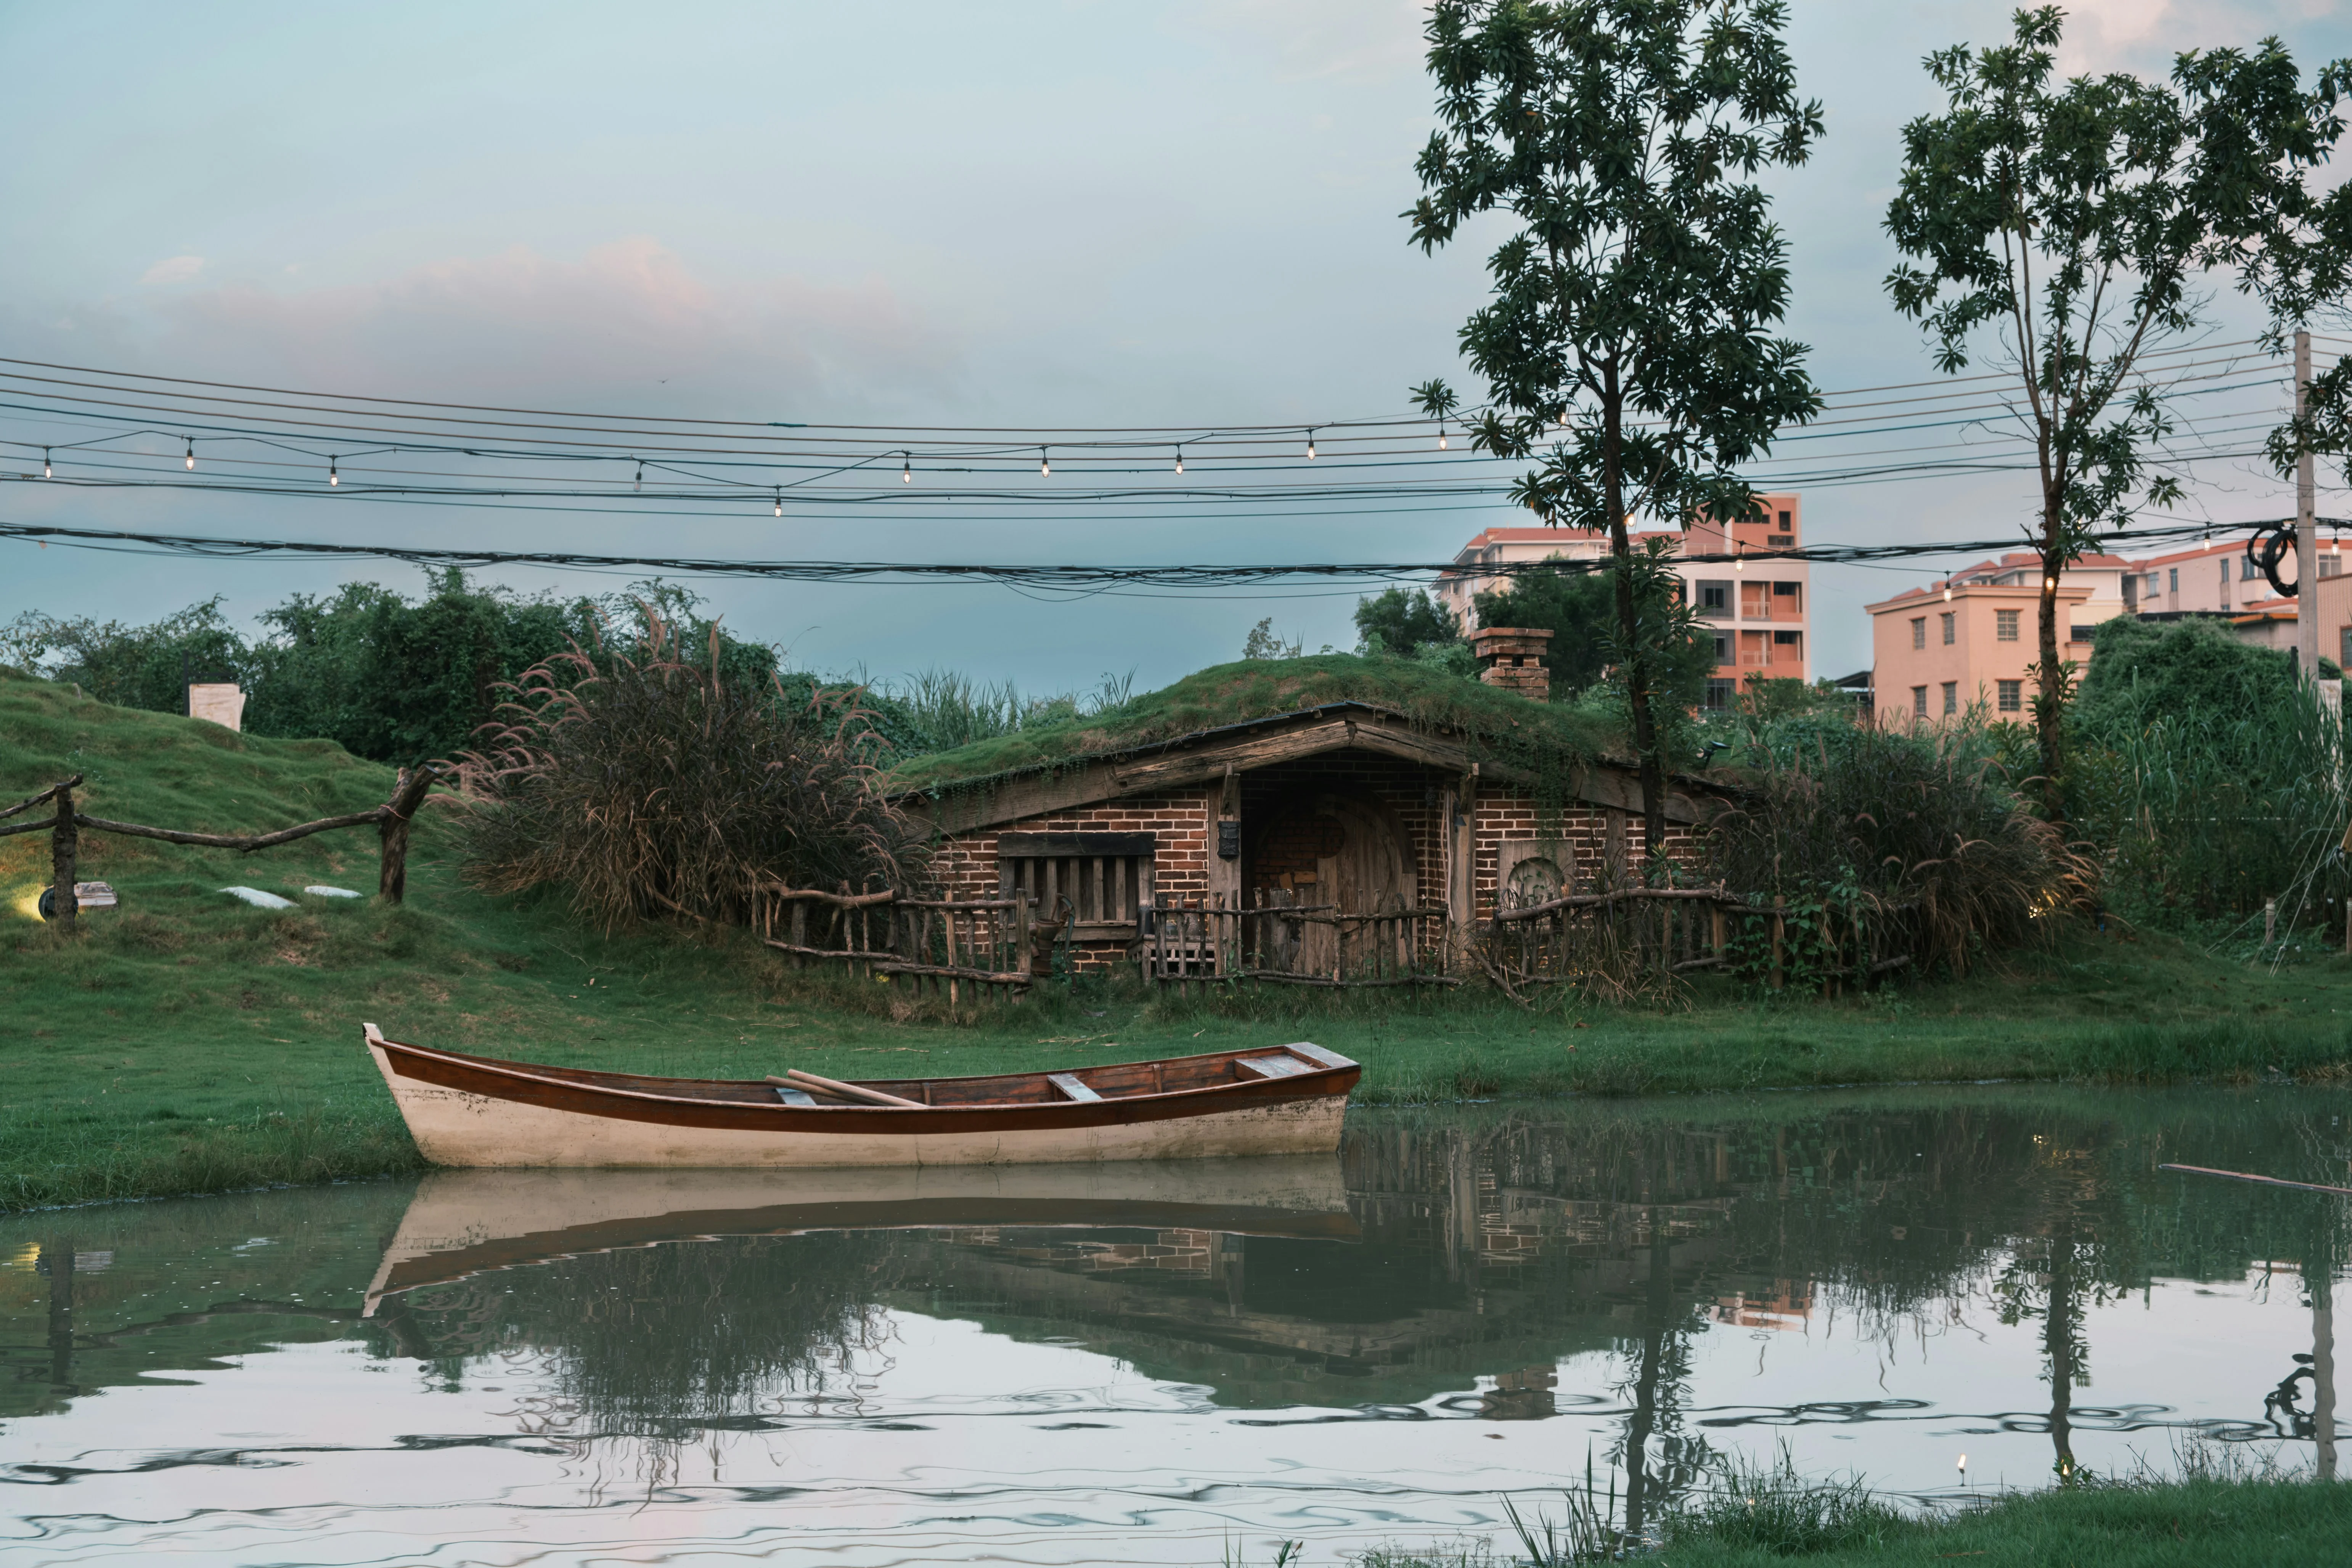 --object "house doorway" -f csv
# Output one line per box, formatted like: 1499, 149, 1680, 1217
1245, 792, 1416, 975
